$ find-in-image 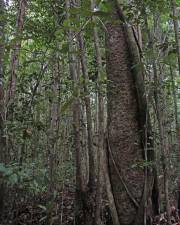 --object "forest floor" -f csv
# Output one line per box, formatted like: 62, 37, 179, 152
1, 187, 180, 225
1, 187, 75, 225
